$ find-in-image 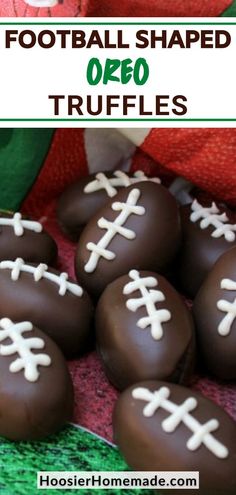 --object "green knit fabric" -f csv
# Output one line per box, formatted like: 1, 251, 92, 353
0, 129, 54, 211
221, 0, 236, 15
0, 424, 152, 495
